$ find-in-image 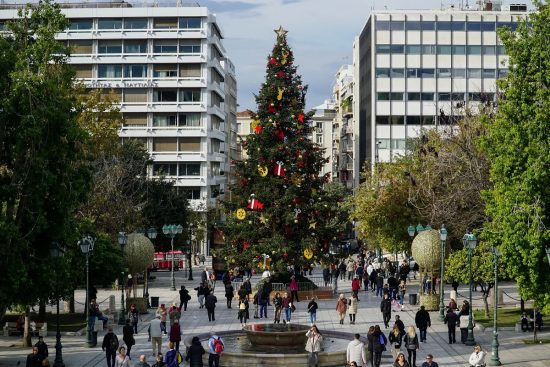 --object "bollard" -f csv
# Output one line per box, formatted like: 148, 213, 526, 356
109, 295, 116, 314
